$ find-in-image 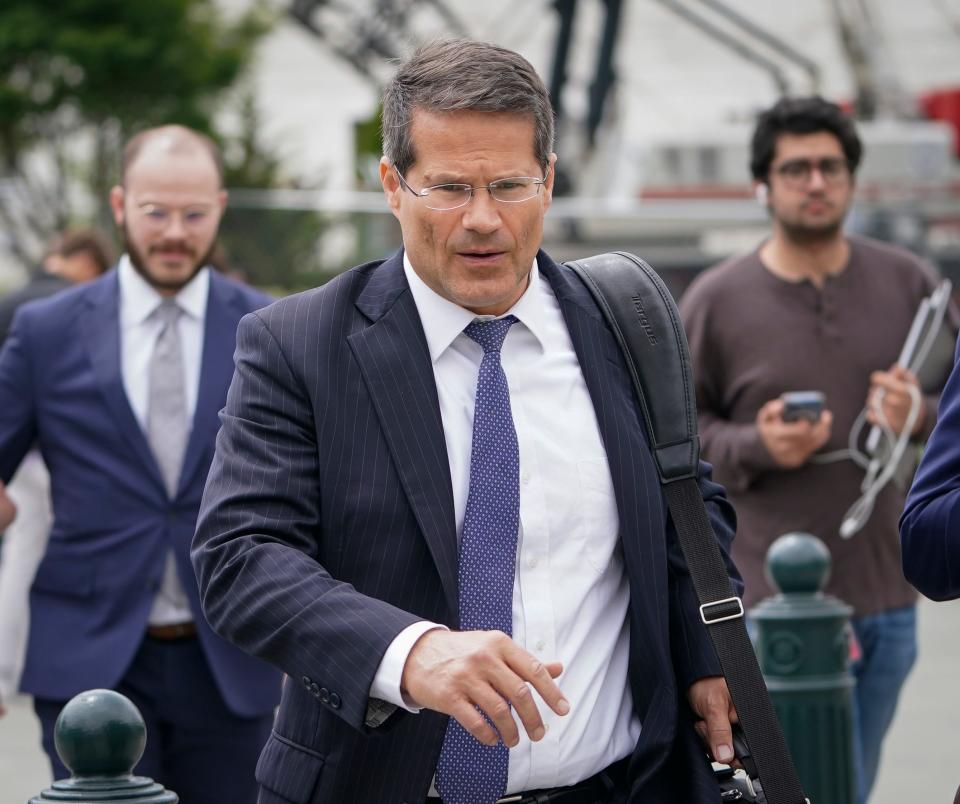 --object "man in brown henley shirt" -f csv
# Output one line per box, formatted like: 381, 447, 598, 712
680, 96, 953, 804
